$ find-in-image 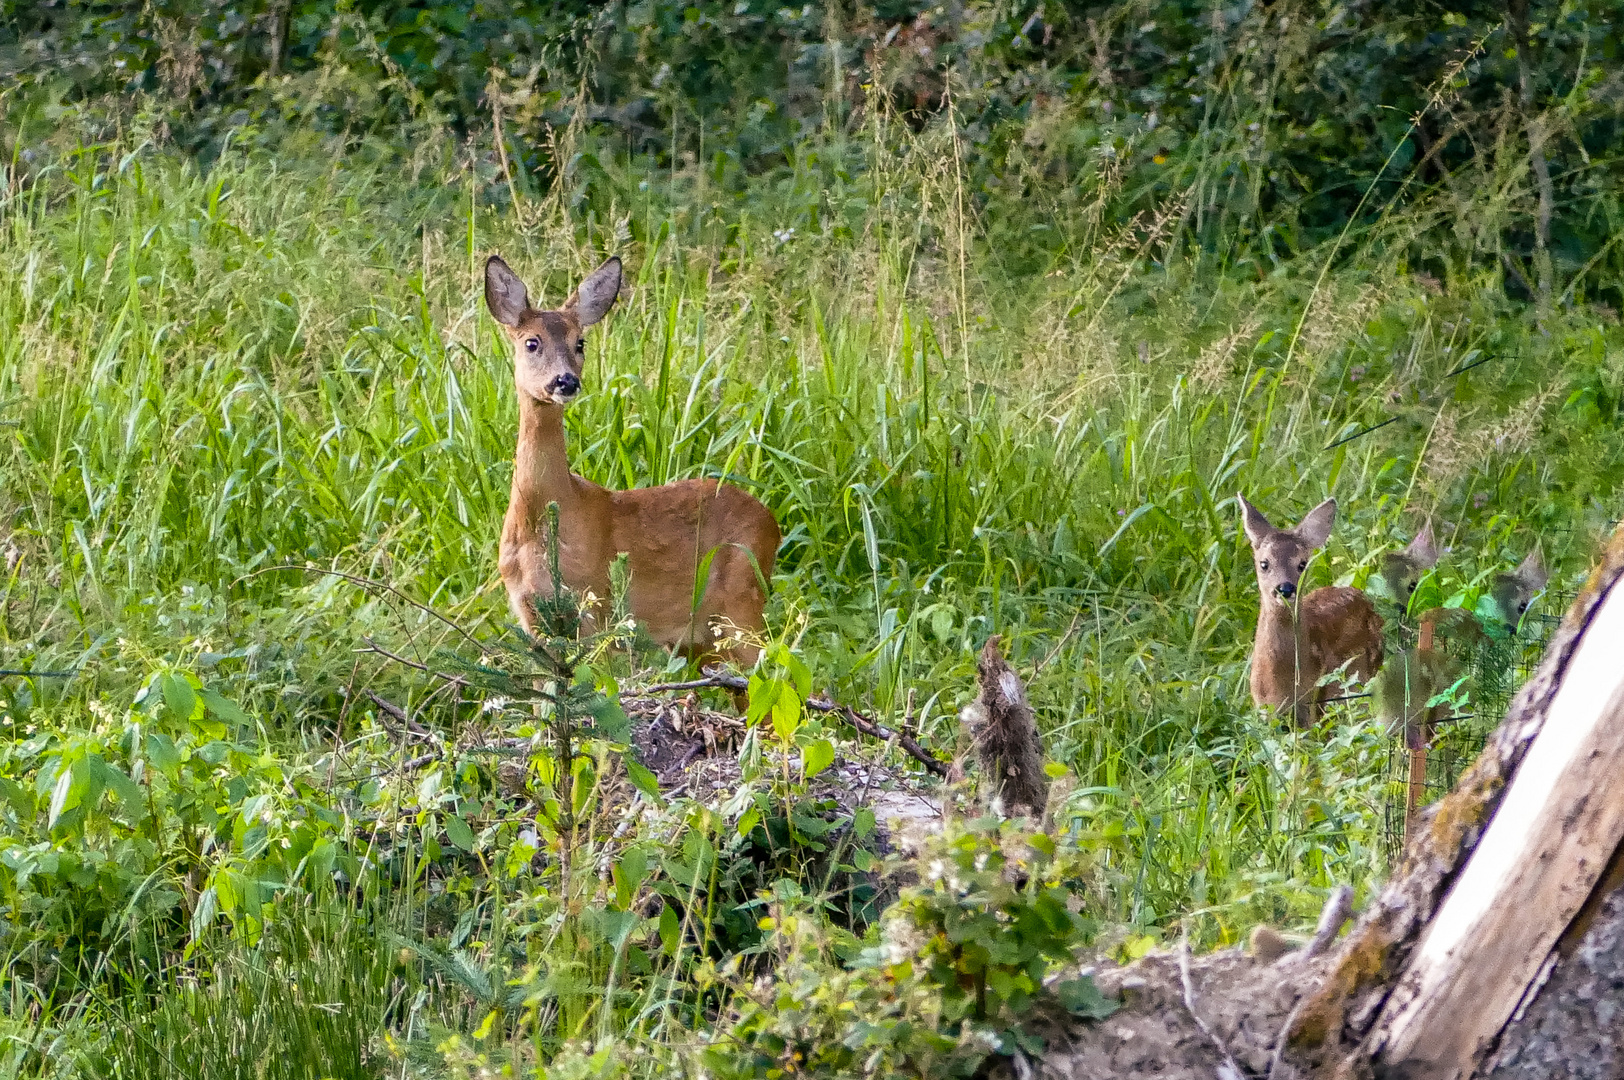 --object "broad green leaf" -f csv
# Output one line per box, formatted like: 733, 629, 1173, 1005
736, 806, 762, 837
444, 814, 475, 852
771, 690, 801, 742
746, 674, 778, 726
613, 846, 649, 908
100, 762, 143, 815
417, 770, 443, 805
572, 757, 597, 816
160, 672, 197, 722
189, 886, 219, 946
587, 695, 632, 742
47, 767, 75, 829
1056, 976, 1120, 1020
146, 733, 181, 774
801, 738, 835, 778
625, 759, 664, 805
853, 807, 876, 839
659, 904, 681, 957
199, 687, 251, 726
